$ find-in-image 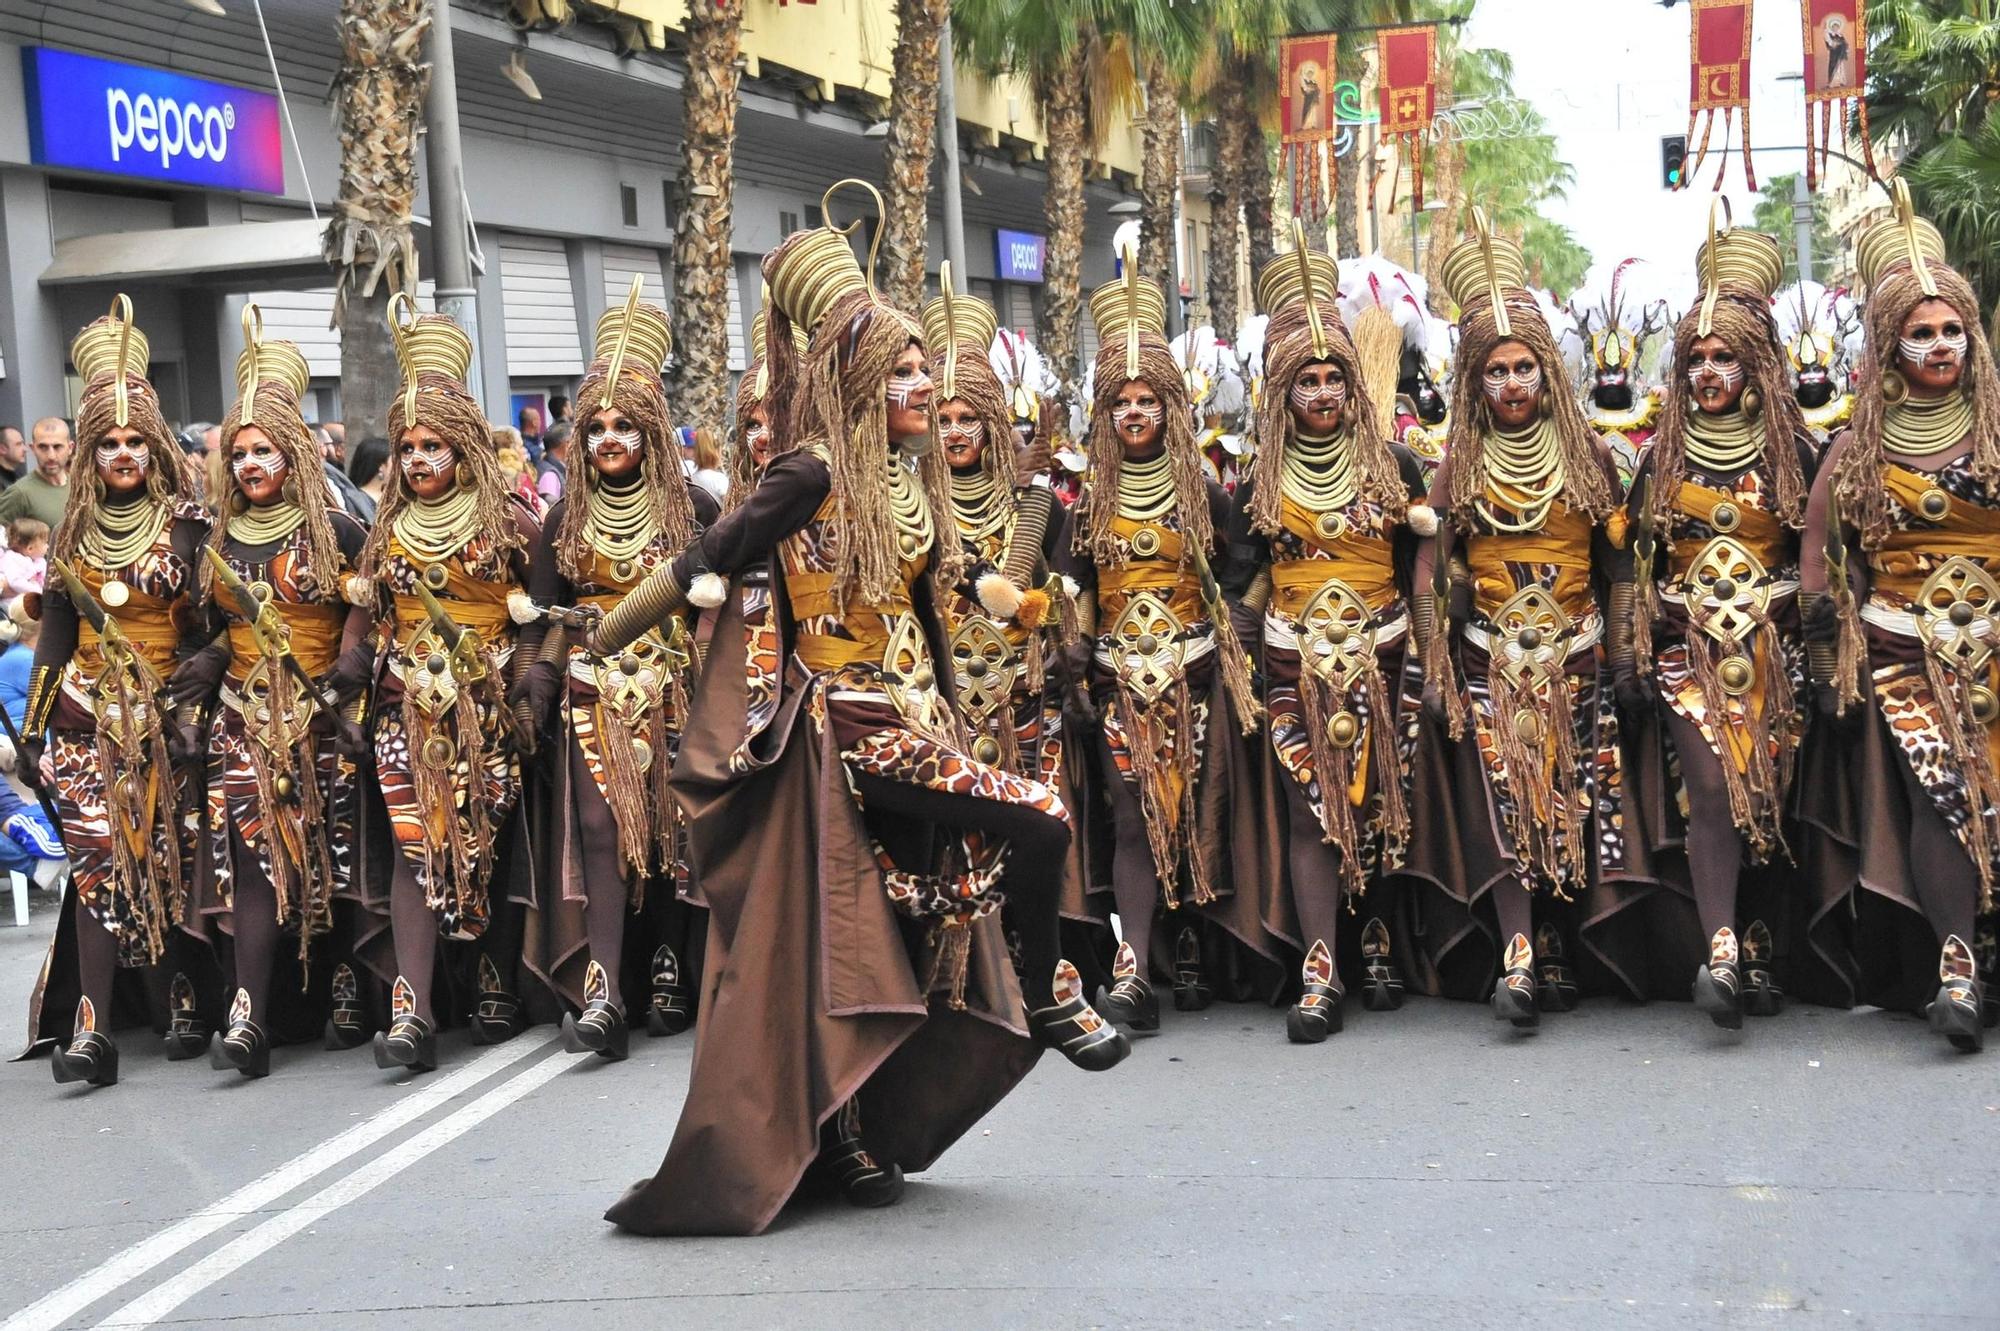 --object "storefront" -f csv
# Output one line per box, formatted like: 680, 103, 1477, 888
0, 0, 1131, 435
